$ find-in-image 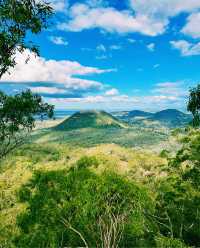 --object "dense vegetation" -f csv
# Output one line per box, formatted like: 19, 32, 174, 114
188, 84, 200, 127
35, 126, 168, 149
0, 125, 200, 247
0, 90, 54, 159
